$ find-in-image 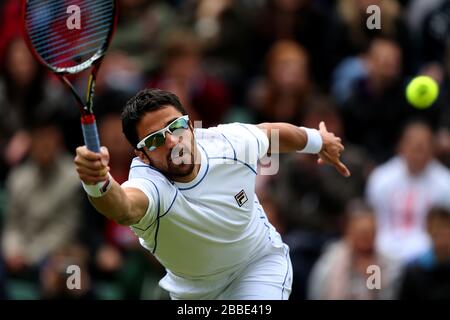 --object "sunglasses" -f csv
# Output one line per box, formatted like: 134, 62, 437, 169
136, 115, 190, 151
